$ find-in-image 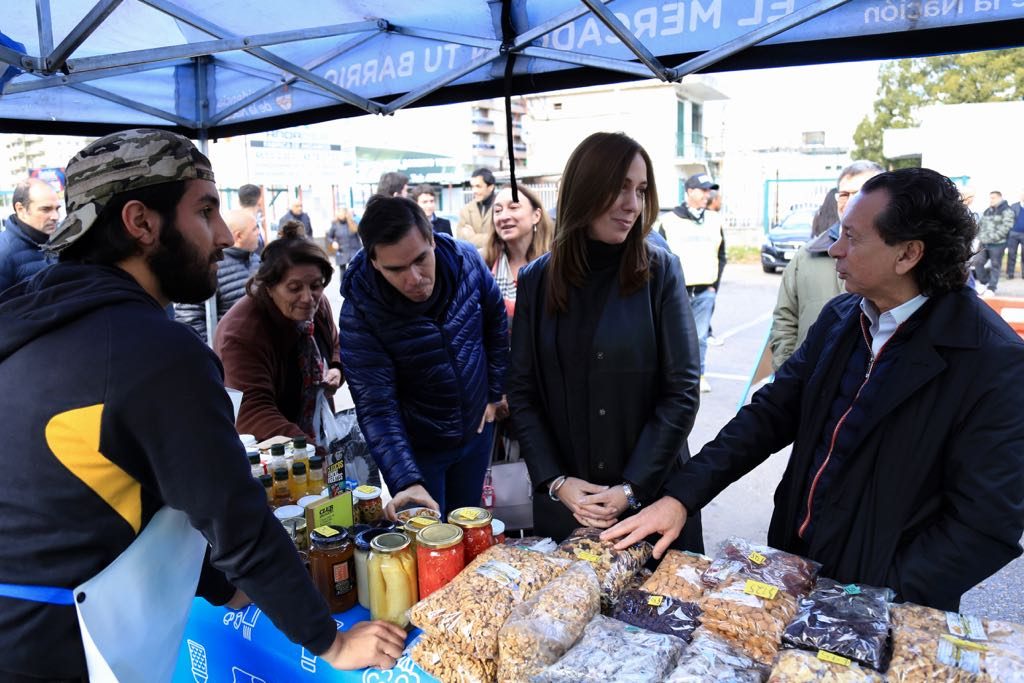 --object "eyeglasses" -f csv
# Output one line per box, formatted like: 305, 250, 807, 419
837, 189, 859, 202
